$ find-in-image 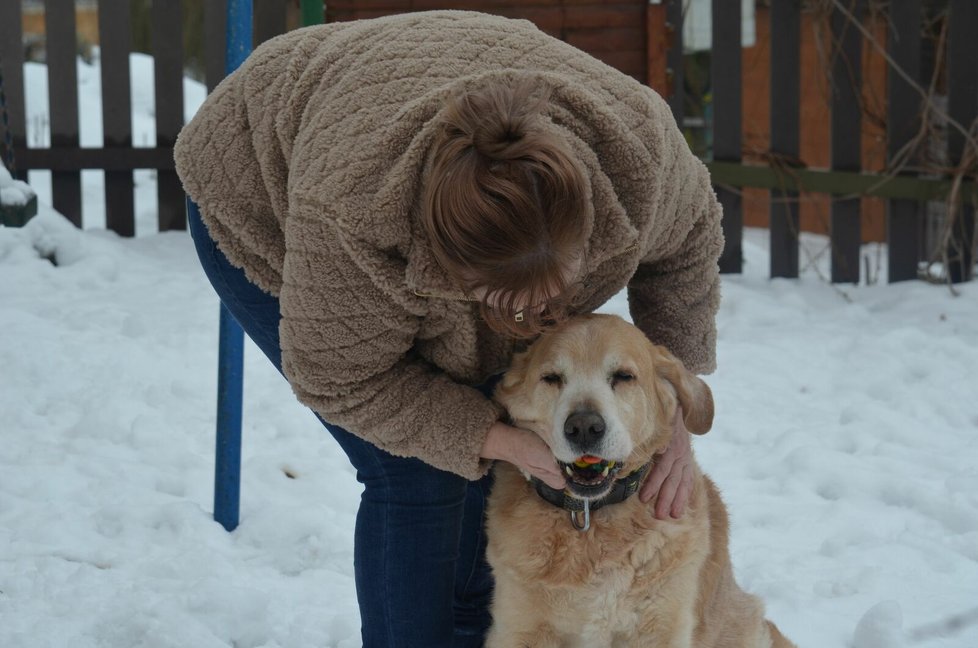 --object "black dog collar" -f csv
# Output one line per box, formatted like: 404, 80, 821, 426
530, 461, 652, 532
